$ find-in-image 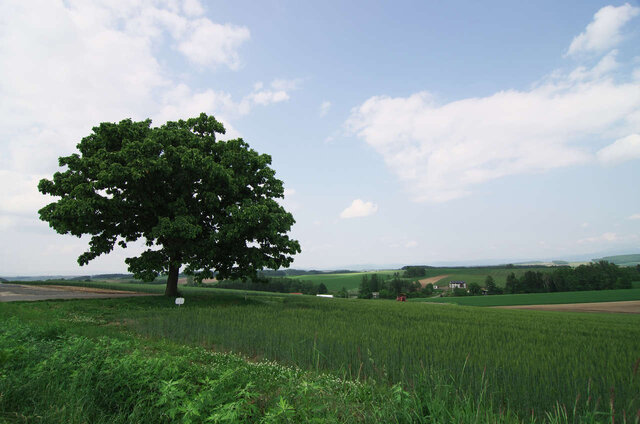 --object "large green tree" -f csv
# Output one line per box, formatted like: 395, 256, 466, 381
38, 113, 301, 296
